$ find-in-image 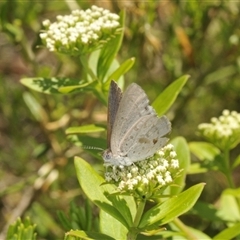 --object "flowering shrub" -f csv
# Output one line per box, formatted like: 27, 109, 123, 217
19, 4, 205, 240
